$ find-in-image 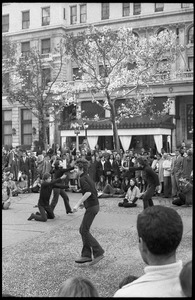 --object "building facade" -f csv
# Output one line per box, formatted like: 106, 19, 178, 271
2, 3, 194, 152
